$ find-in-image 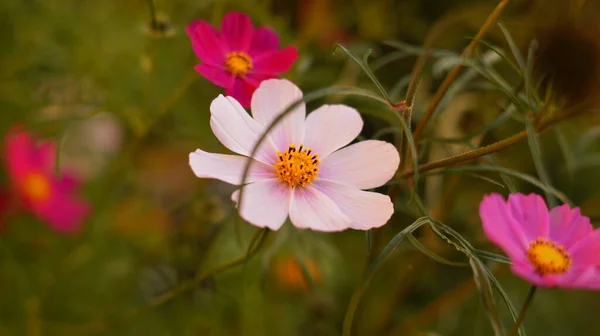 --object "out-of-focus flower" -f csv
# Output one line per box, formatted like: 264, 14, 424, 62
0, 189, 9, 231
271, 255, 321, 292
189, 79, 398, 232
4, 129, 90, 233
297, 0, 350, 48
186, 12, 298, 107
479, 193, 600, 289
533, 19, 600, 111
